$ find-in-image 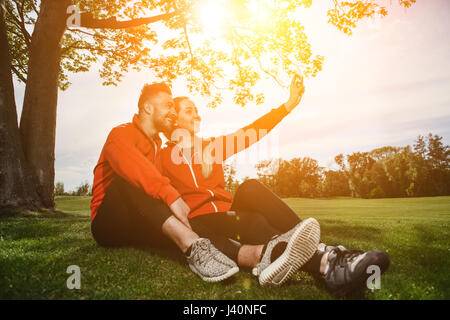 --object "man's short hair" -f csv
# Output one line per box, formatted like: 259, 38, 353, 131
138, 82, 172, 111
